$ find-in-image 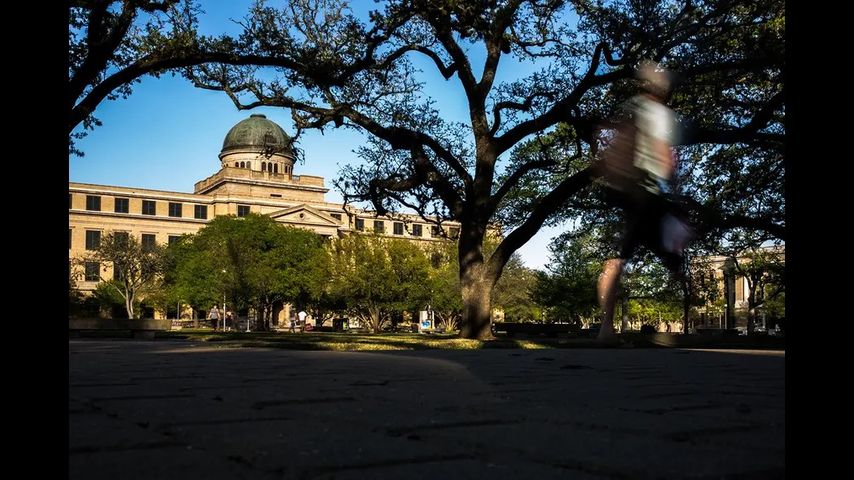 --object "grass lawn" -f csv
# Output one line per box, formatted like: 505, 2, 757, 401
65, 329, 786, 351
